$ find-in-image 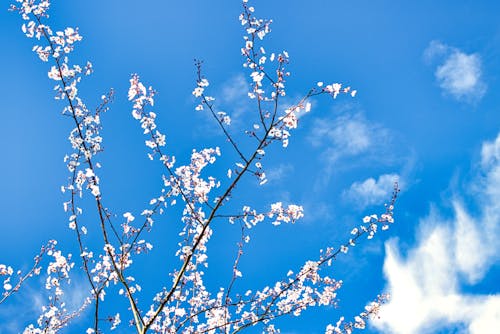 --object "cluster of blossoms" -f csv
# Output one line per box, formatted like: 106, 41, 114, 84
268, 202, 304, 225
318, 81, 357, 99
89, 246, 115, 287
326, 295, 388, 334
238, 2, 357, 151
65, 167, 101, 198
129, 74, 167, 157
13, 0, 93, 106
202, 261, 343, 332
45, 248, 73, 294
263, 261, 343, 318
192, 78, 209, 99
174, 148, 221, 204
239, 1, 280, 96
234, 201, 304, 229
354, 203, 396, 239
192, 74, 217, 116
268, 126, 291, 148
0, 264, 15, 293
